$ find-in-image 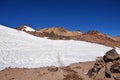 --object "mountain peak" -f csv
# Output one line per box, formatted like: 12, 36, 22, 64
15, 24, 35, 31
85, 30, 100, 35
35, 26, 82, 37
